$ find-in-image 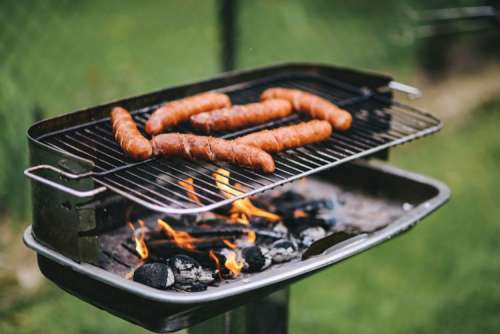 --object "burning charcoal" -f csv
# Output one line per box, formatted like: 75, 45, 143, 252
272, 190, 305, 205
283, 217, 330, 234
276, 198, 334, 217
298, 226, 327, 247
268, 240, 298, 263
133, 262, 175, 290
169, 255, 215, 285
174, 282, 208, 292
242, 246, 272, 272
